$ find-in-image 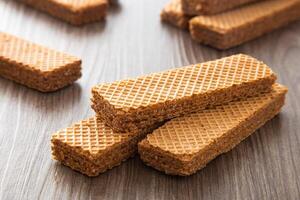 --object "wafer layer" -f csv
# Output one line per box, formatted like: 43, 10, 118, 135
182, 0, 263, 15
189, 0, 300, 49
92, 54, 276, 133
51, 117, 160, 176
138, 84, 287, 176
161, 0, 191, 29
21, 0, 108, 25
0, 32, 81, 92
